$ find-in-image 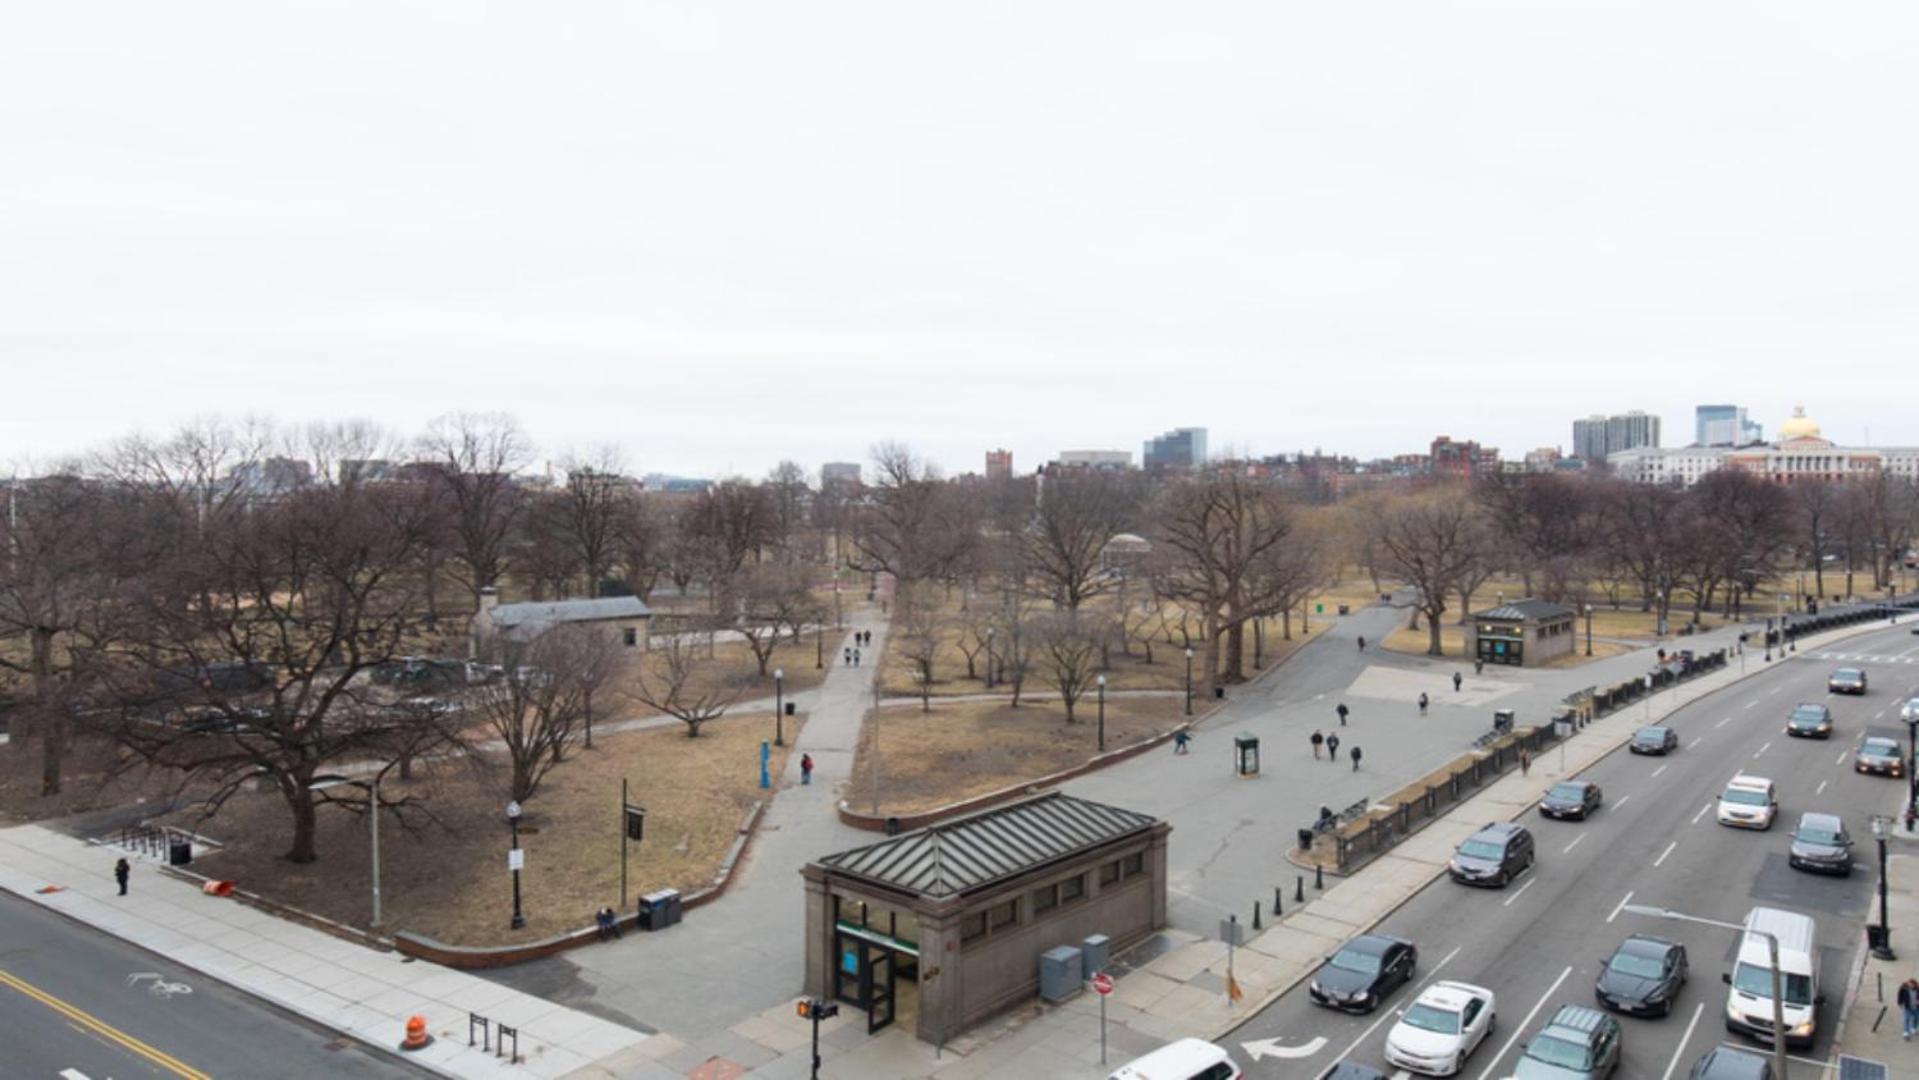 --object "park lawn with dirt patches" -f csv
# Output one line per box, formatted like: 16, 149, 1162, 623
161, 712, 796, 947
850, 696, 1185, 817
611, 636, 827, 715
